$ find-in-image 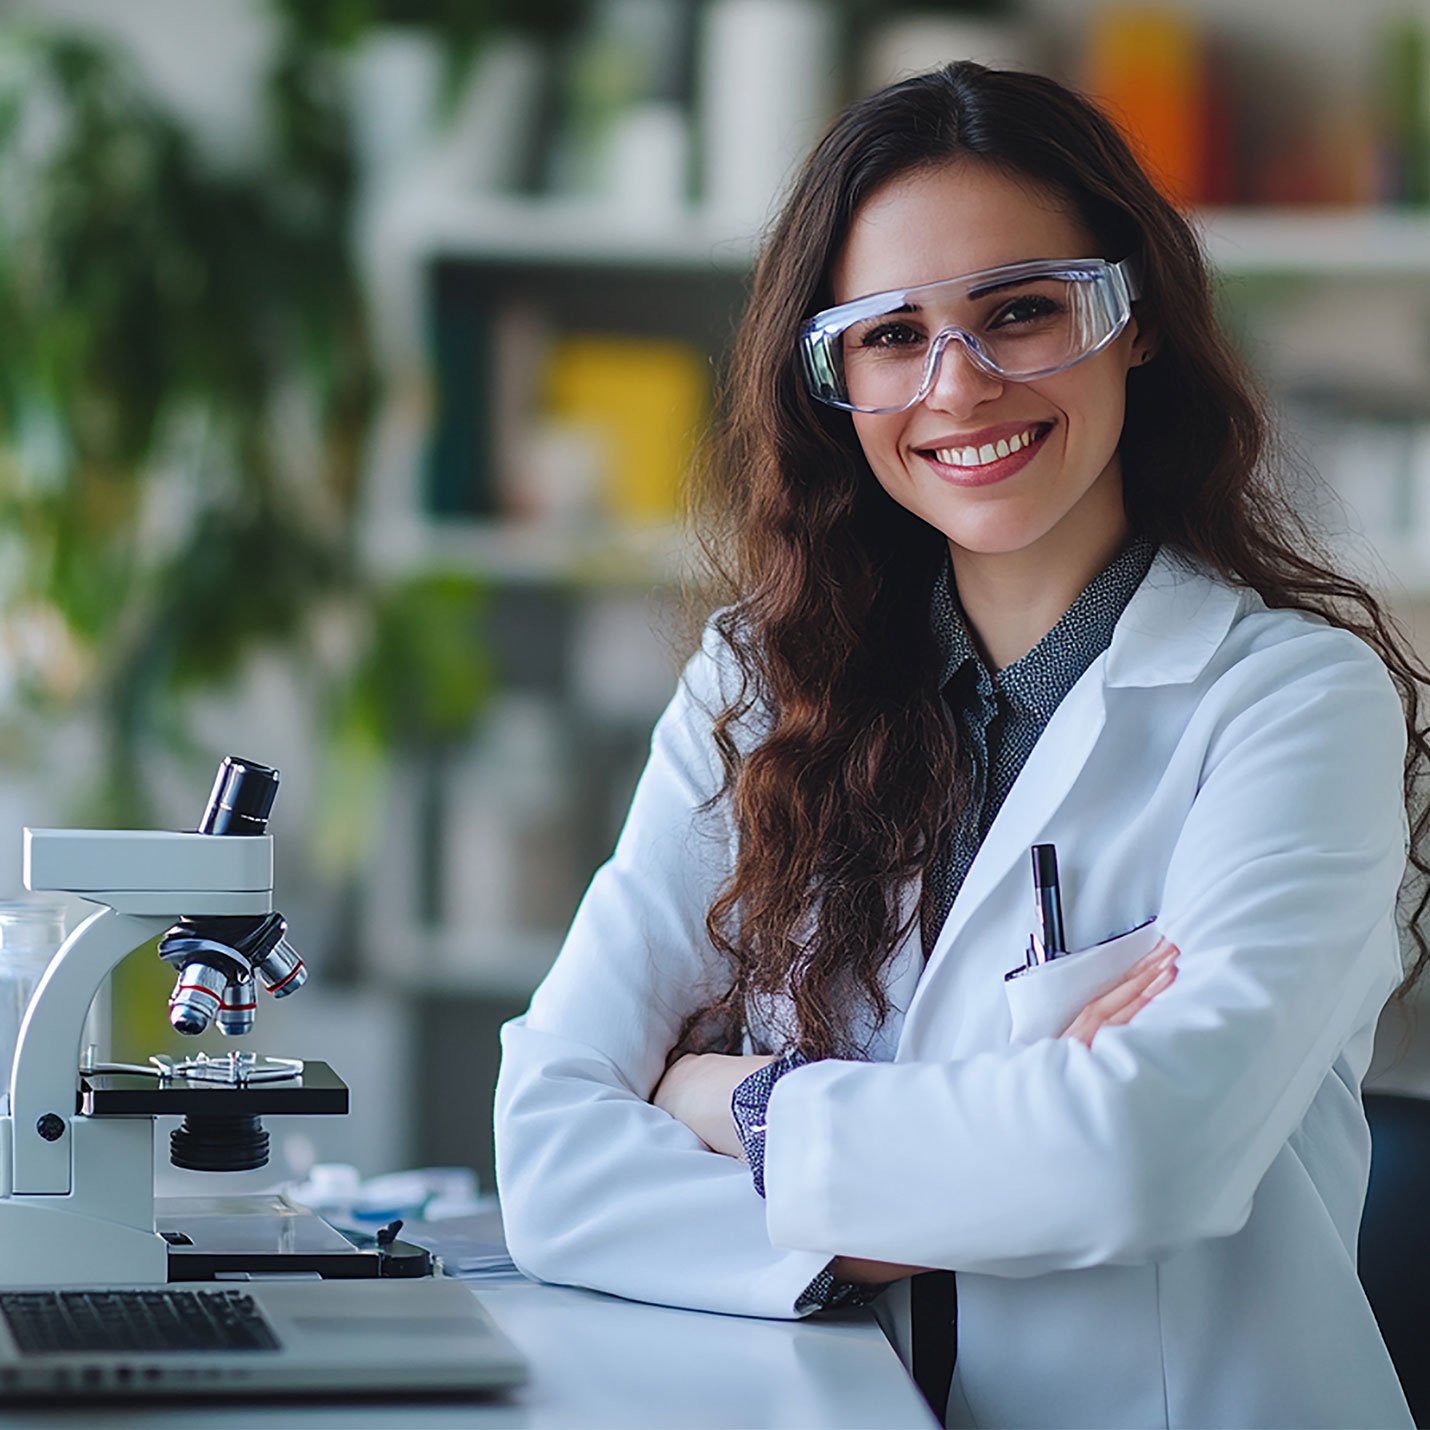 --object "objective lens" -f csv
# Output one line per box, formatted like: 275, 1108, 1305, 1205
216, 976, 257, 1036
169, 962, 228, 1036
254, 938, 306, 998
